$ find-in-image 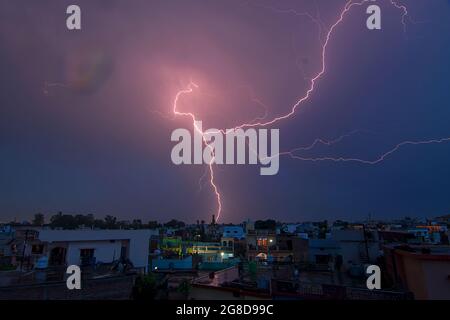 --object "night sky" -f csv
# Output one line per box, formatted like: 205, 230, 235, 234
1, 0, 450, 223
